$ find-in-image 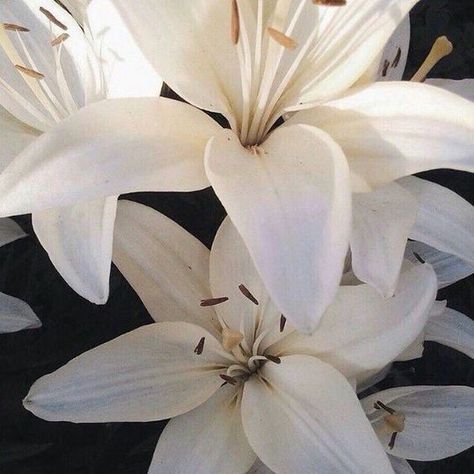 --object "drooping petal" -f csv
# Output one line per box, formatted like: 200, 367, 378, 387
113, 200, 219, 337
205, 124, 351, 334
351, 182, 417, 296
86, 0, 163, 98
425, 307, 474, 359
388, 456, 415, 474
398, 176, 474, 266
270, 264, 437, 379
24, 322, 232, 422
0, 217, 26, 247
32, 196, 117, 304
241, 355, 393, 473
289, 82, 474, 191
0, 292, 41, 333
0, 97, 219, 216
362, 385, 474, 461
150, 385, 255, 474
426, 78, 474, 102
405, 241, 474, 289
